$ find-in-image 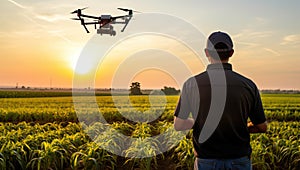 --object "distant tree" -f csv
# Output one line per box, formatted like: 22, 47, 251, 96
161, 86, 180, 95
130, 82, 143, 95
